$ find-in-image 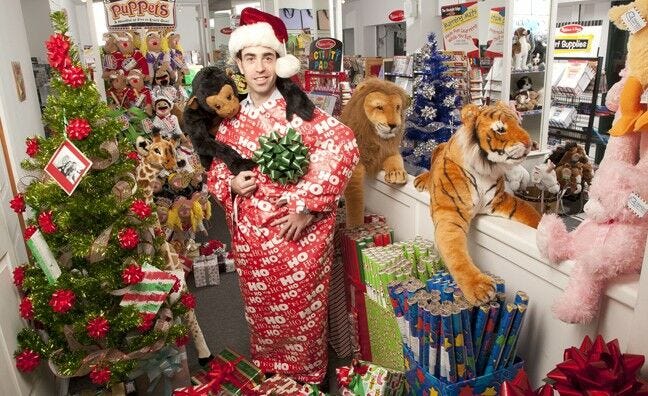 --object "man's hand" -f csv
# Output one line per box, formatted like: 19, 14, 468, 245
231, 171, 257, 197
271, 213, 314, 241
